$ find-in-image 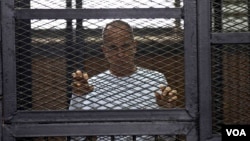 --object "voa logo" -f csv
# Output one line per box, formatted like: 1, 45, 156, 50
226, 129, 246, 136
